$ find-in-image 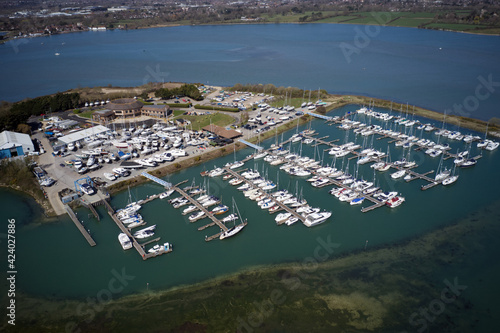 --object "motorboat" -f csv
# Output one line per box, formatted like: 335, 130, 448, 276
182, 205, 198, 215
212, 205, 229, 215
229, 178, 244, 186
459, 158, 477, 168
386, 196, 405, 208
285, 217, 299, 226
148, 242, 171, 254
189, 211, 205, 222
391, 170, 406, 179
350, 197, 365, 205
133, 225, 156, 239
159, 189, 175, 199
222, 214, 239, 223
303, 211, 332, 227
118, 233, 132, 250
208, 168, 224, 177
275, 212, 292, 224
